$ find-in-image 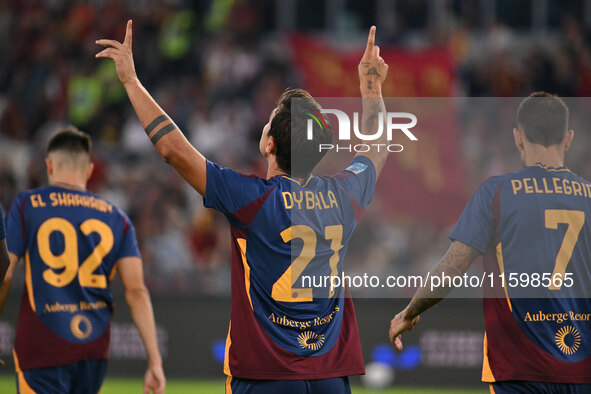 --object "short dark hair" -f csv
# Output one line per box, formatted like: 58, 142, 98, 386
516, 92, 569, 146
47, 127, 92, 156
268, 89, 333, 177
